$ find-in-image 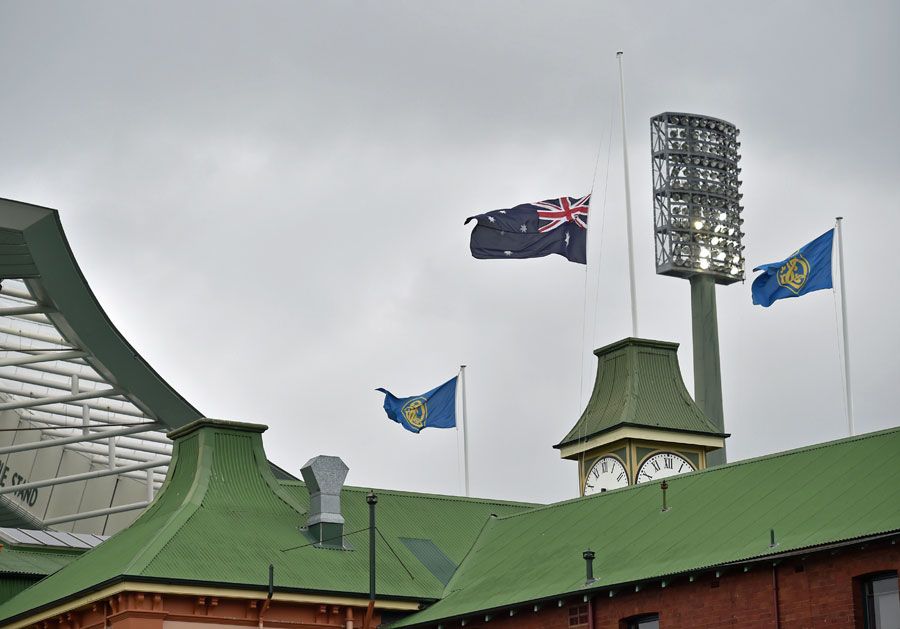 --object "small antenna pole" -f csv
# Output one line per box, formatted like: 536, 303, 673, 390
364, 491, 378, 629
